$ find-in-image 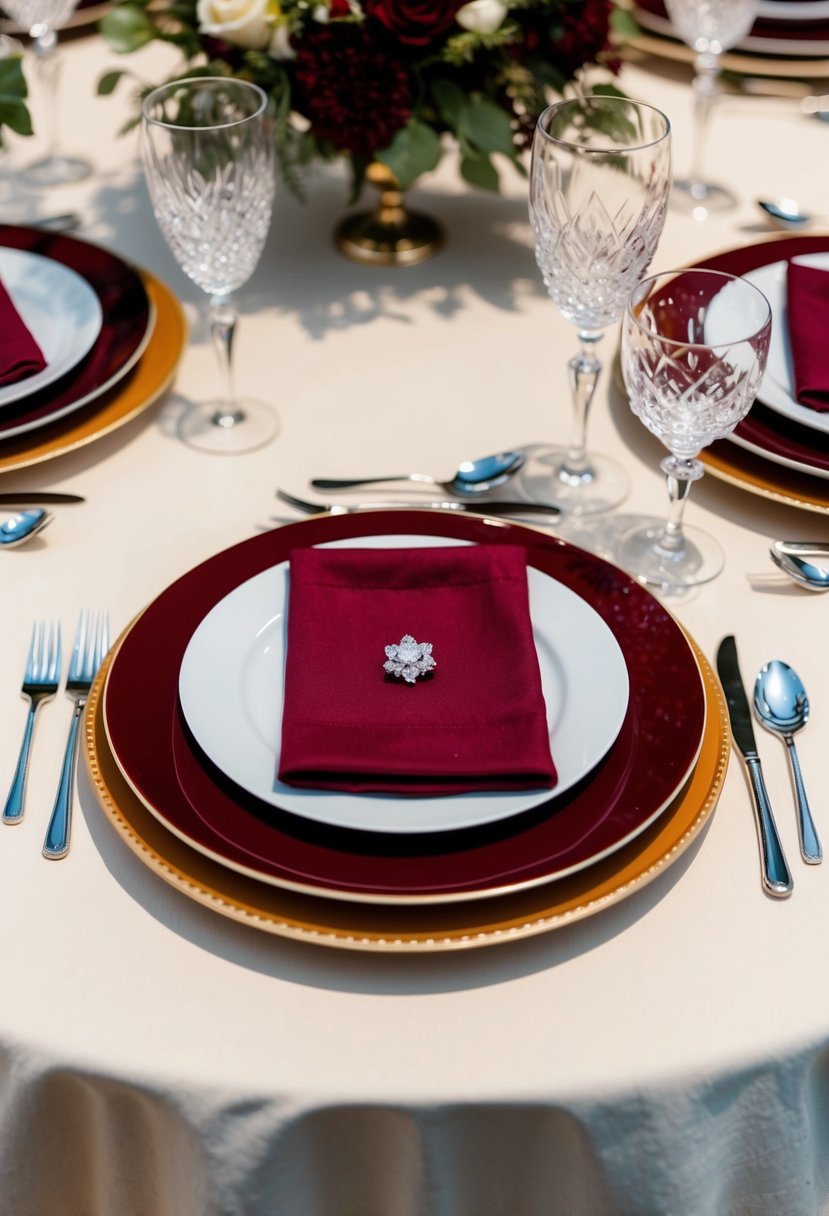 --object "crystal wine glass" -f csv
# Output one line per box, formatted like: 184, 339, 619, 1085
529, 95, 672, 515
663, 0, 760, 215
141, 78, 278, 454
619, 268, 771, 592
1, 0, 92, 185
